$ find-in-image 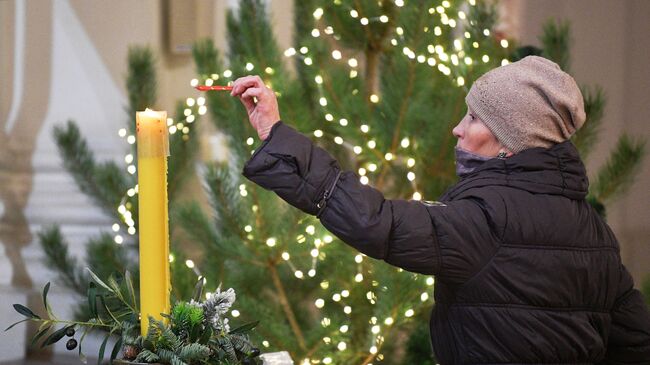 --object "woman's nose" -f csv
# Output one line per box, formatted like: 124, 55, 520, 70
452, 123, 463, 139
